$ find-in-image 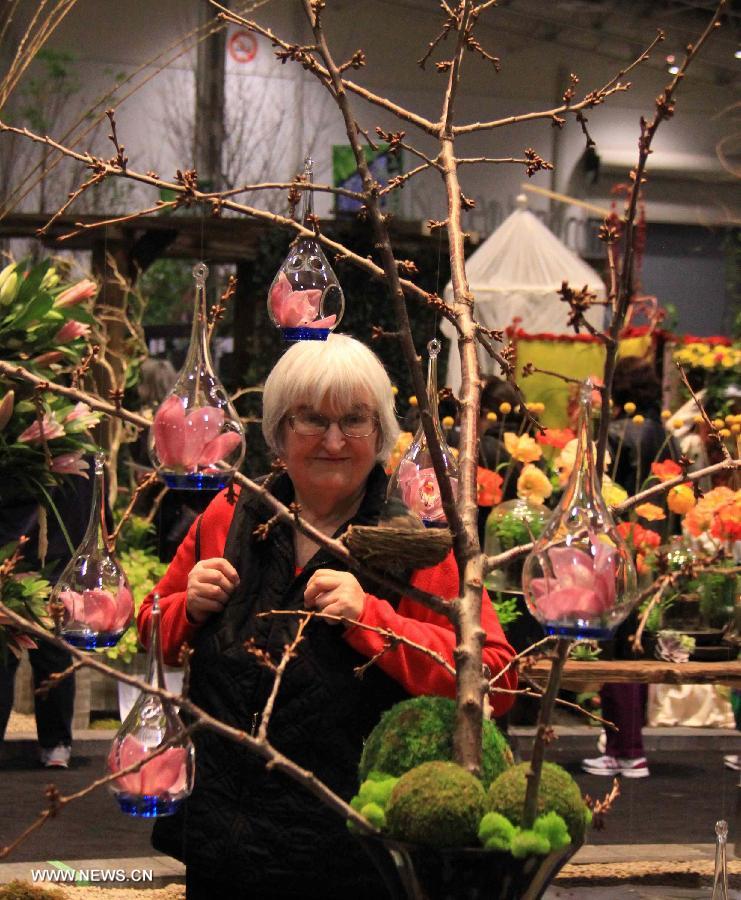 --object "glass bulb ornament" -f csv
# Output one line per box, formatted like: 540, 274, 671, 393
149, 262, 245, 489
108, 594, 195, 818
267, 157, 344, 341
386, 339, 459, 527
484, 498, 549, 593
522, 381, 637, 639
51, 452, 133, 649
